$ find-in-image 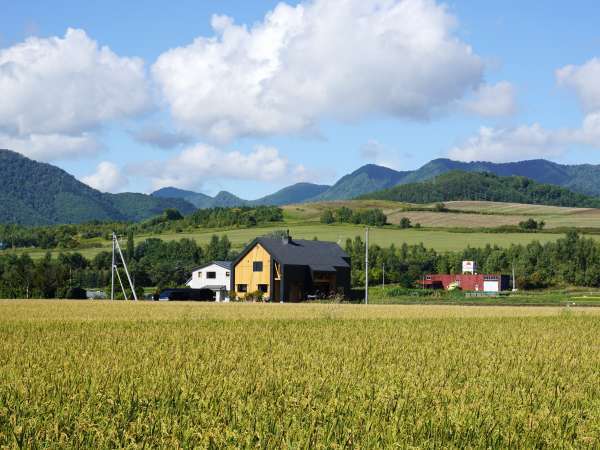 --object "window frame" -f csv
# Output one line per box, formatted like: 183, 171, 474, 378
253, 261, 263, 272
237, 284, 248, 293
